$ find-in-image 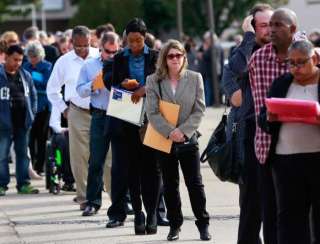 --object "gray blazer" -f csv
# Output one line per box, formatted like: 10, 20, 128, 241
145, 69, 205, 139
